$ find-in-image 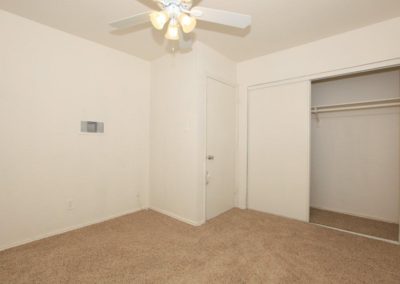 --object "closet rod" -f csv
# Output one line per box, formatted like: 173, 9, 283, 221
312, 102, 400, 113
311, 97, 400, 114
